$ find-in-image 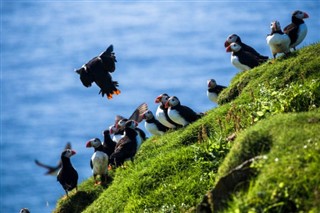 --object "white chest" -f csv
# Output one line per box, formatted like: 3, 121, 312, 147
231, 55, 251, 71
